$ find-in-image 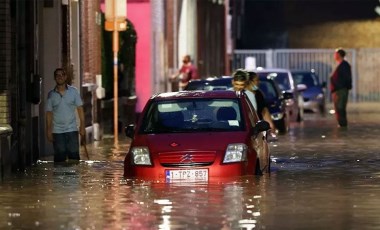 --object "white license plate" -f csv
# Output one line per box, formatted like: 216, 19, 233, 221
165, 169, 208, 182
